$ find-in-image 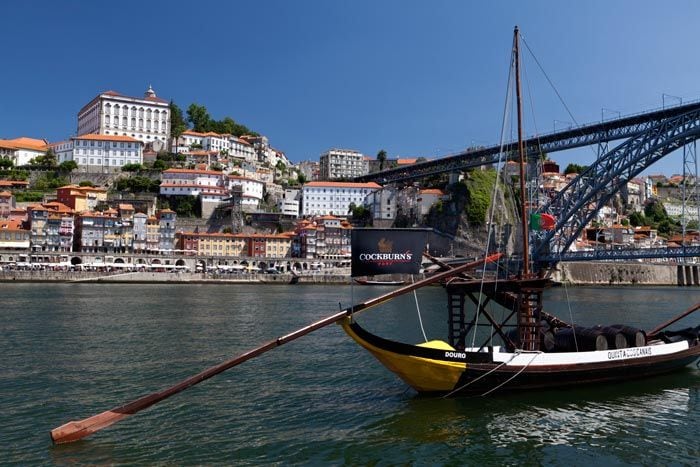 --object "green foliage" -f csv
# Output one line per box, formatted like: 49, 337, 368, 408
58, 160, 78, 172
644, 200, 667, 223
687, 220, 699, 230
0, 157, 13, 169
222, 227, 233, 234
629, 211, 646, 227
152, 159, 168, 171
564, 163, 588, 174
463, 169, 497, 225
350, 204, 372, 225
297, 173, 307, 185
377, 149, 387, 170
4, 169, 29, 180
170, 101, 188, 140
29, 148, 58, 167
621, 218, 629, 226
166, 195, 199, 218
210, 163, 224, 171
14, 191, 44, 202
121, 163, 143, 172
78, 180, 94, 187
32, 172, 68, 191
187, 103, 211, 132
186, 103, 257, 137
114, 176, 160, 193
